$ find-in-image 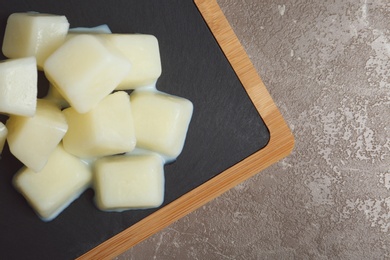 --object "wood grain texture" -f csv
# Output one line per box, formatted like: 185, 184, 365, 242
78, 0, 294, 259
